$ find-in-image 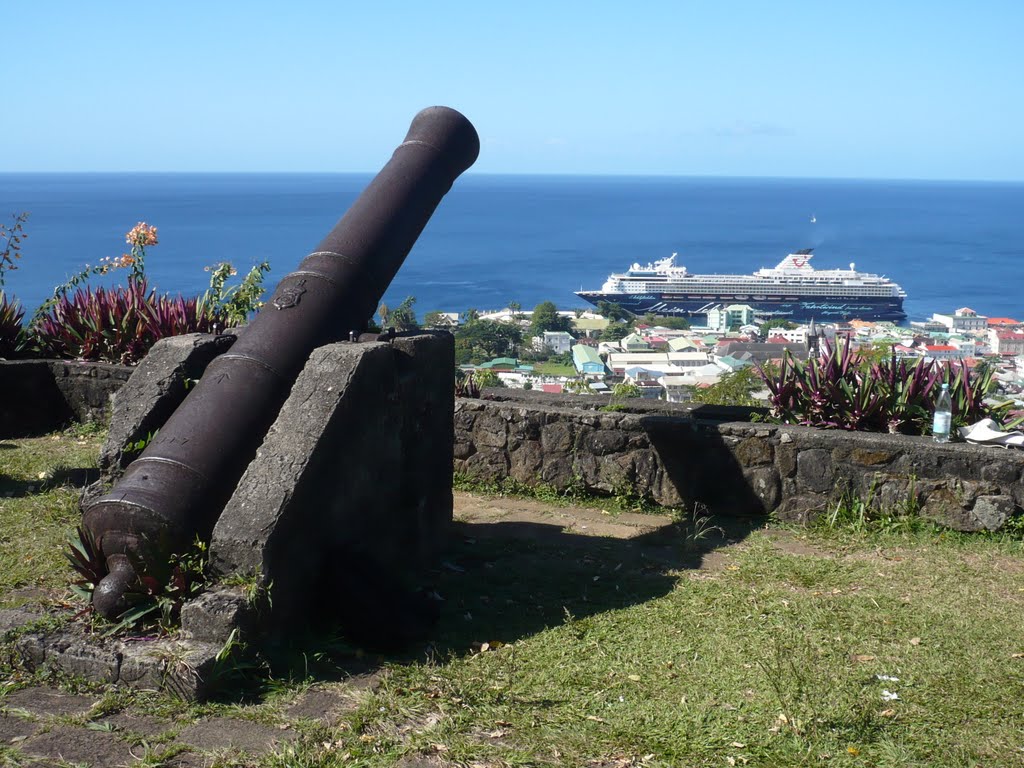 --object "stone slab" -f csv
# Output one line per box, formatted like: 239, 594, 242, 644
0, 687, 99, 718
0, 713, 38, 743
98, 332, 235, 482
285, 686, 365, 724
174, 716, 296, 754
20, 724, 134, 767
